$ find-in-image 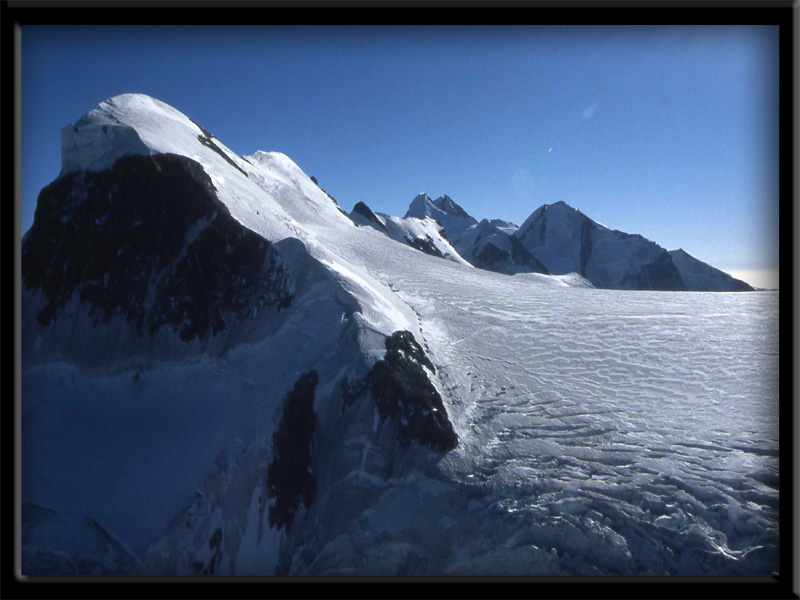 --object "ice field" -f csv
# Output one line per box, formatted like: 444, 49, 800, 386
21, 94, 780, 576
319, 225, 781, 575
